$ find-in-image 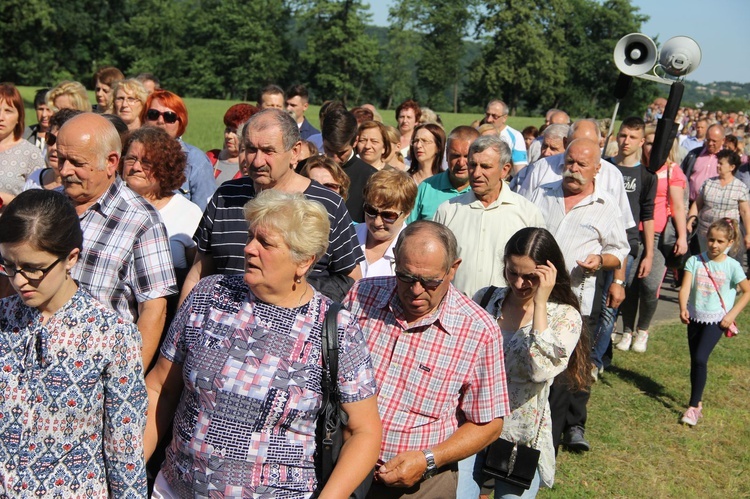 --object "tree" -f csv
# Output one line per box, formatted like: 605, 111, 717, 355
297, 0, 380, 105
